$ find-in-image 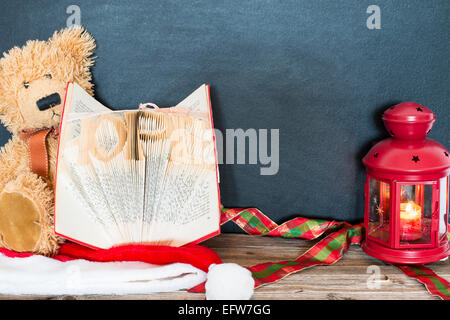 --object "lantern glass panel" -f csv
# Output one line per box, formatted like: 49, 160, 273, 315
439, 177, 449, 240
399, 184, 432, 245
368, 179, 390, 243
